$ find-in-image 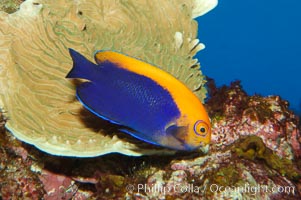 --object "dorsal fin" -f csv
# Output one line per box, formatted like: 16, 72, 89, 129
66, 49, 99, 81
